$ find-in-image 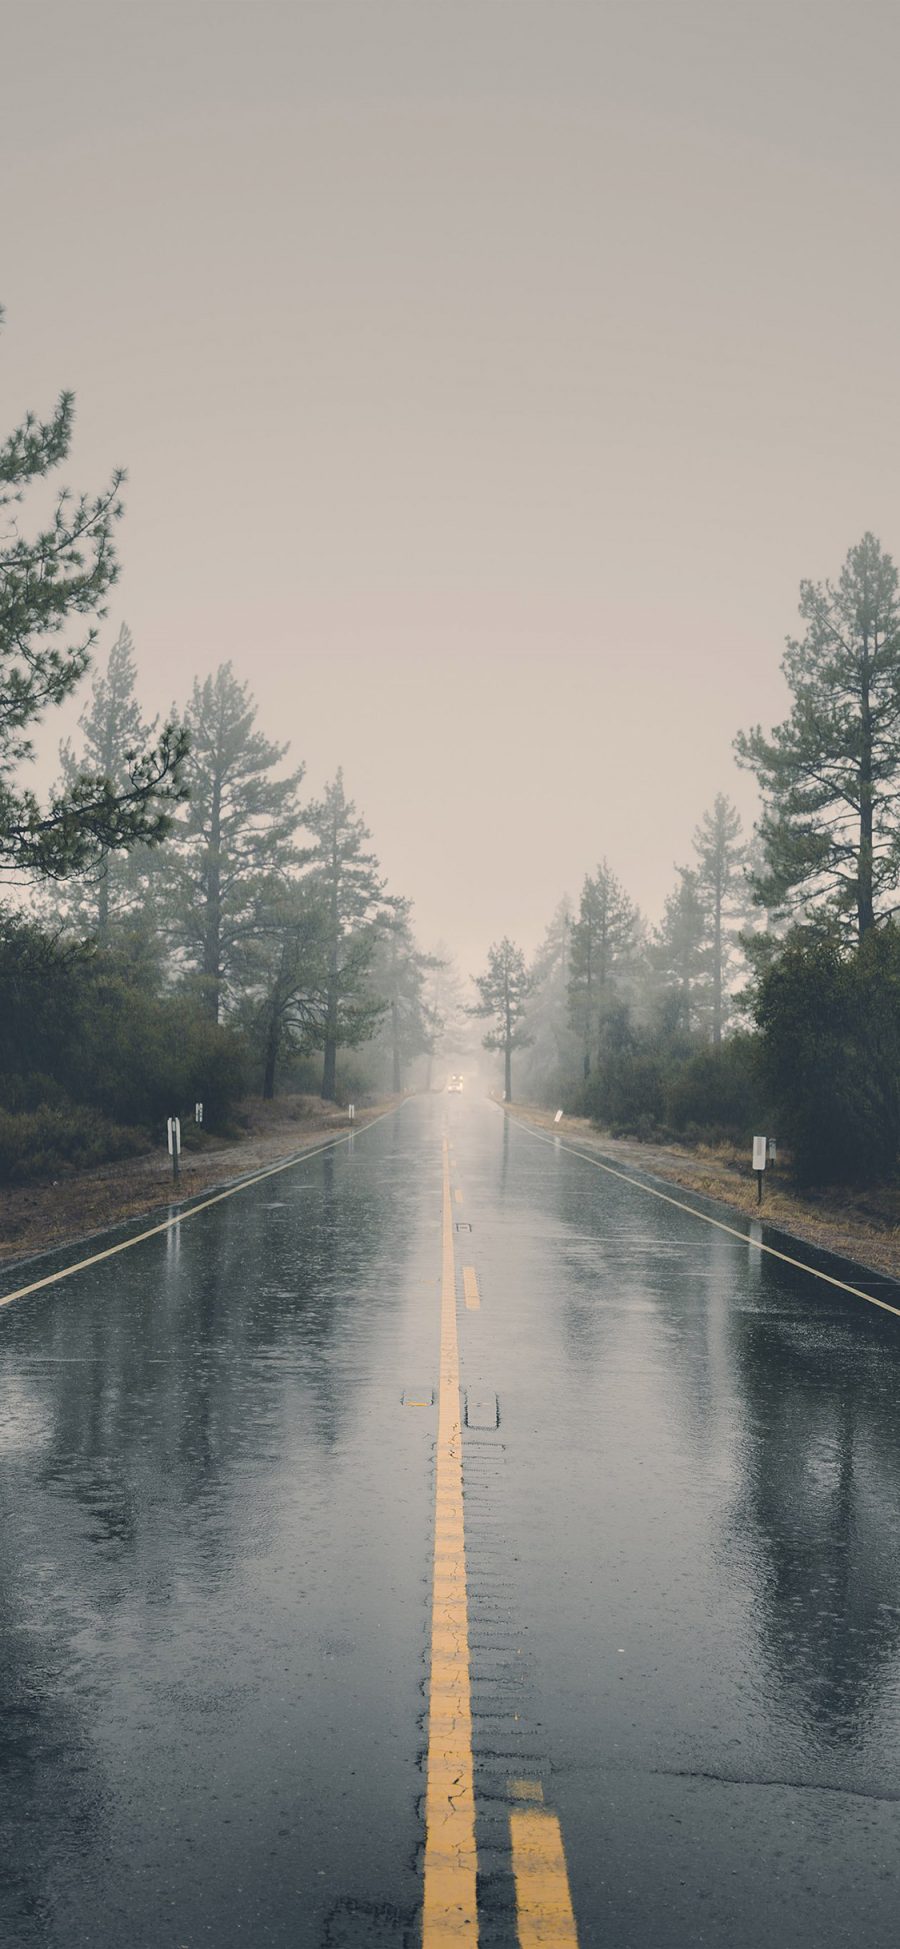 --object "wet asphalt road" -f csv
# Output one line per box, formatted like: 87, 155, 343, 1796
2, 1093, 900, 1946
